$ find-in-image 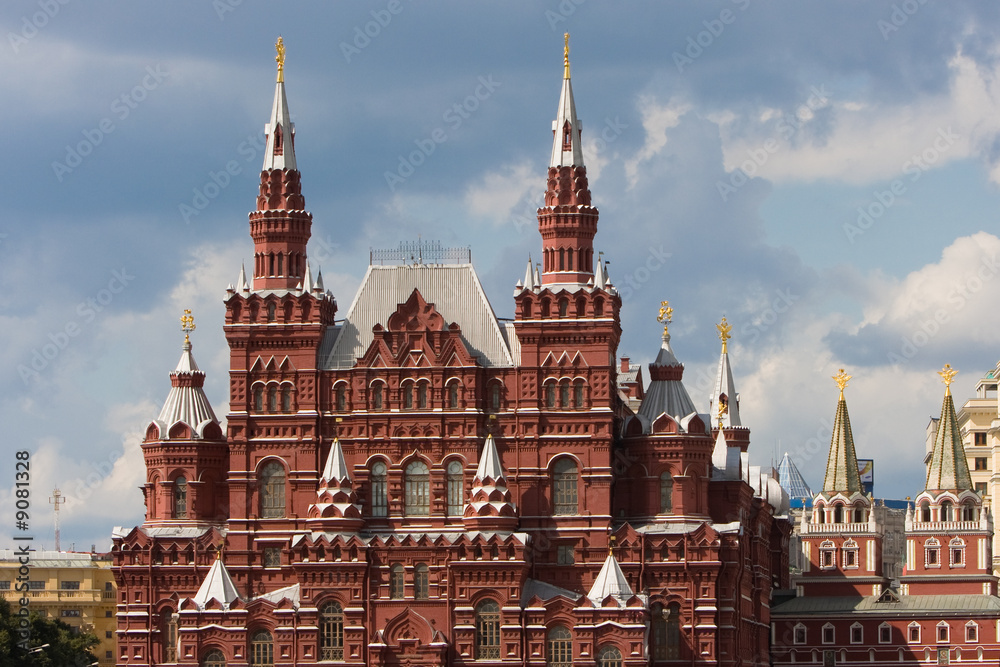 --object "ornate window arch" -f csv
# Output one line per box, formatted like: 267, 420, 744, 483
908, 621, 921, 643
879, 621, 892, 643
173, 476, 187, 519
925, 537, 941, 568
267, 383, 278, 412
369, 461, 388, 517
370, 381, 385, 410
334, 381, 347, 412
819, 540, 836, 569
552, 458, 578, 515
389, 563, 404, 599
446, 379, 460, 409
596, 645, 622, 667
821, 622, 835, 644
405, 460, 430, 516
850, 621, 863, 644
252, 384, 264, 412
249, 629, 273, 667
446, 460, 464, 516
259, 461, 286, 519
842, 538, 859, 569
941, 499, 954, 522
950, 536, 966, 567
280, 383, 293, 412
474, 599, 500, 659
544, 379, 556, 408
417, 380, 429, 409
319, 601, 344, 660
201, 649, 226, 667
414, 563, 429, 599
546, 625, 572, 667
401, 380, 414, 410
793, 622, 807, 645
966, 620, 979, 643
936, 621, 950, 643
